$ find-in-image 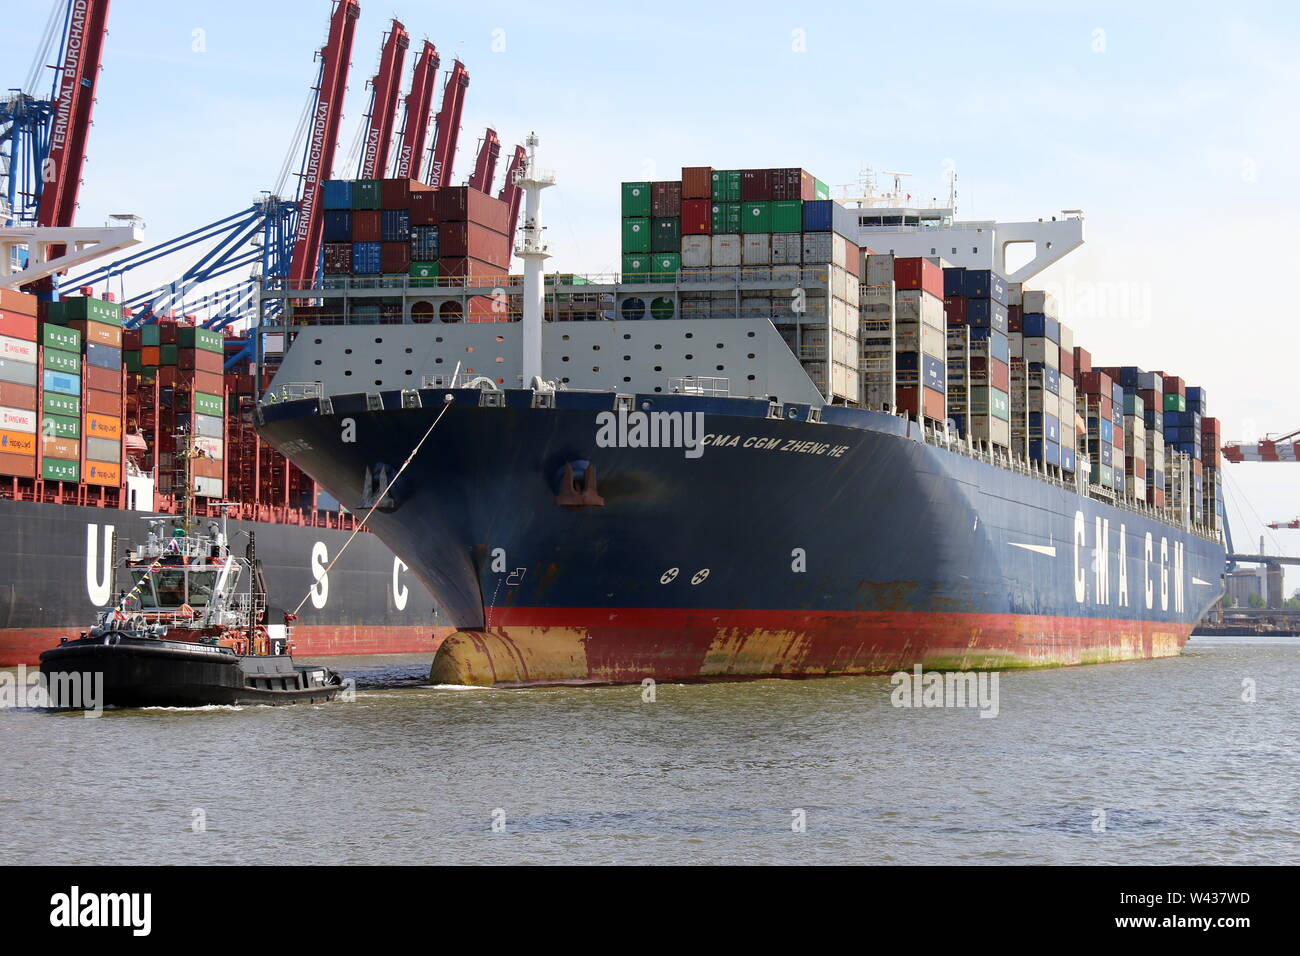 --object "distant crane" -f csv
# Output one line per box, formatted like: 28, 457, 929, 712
425, 59, 468, 187
391, 41, 439, 180
468, 128, 500, 194
355, 19, 408, 180
1267, 519, 1300, 530
498, 143, 526, 250
1222, 428, 1300, 462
